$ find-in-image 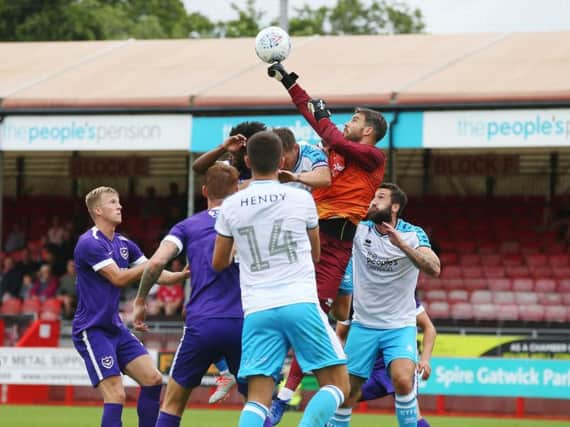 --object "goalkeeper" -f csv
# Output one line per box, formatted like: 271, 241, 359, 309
267, 62, 388, 425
